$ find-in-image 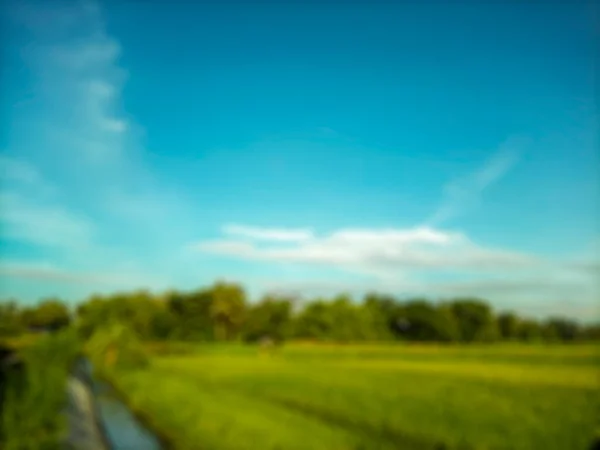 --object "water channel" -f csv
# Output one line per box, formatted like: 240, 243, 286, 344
67, 358, 163, 450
